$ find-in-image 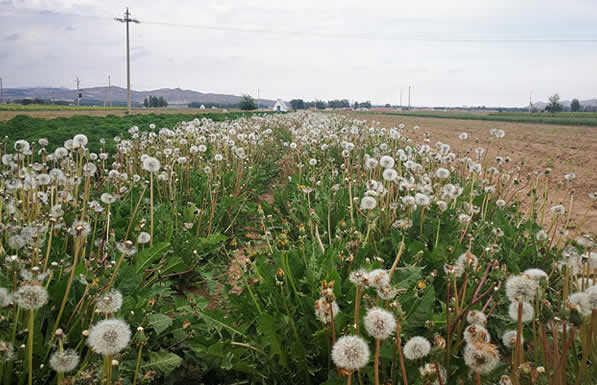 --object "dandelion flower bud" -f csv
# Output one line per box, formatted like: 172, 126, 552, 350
13, 285, 48, 310
364, 307, 395, 340
505, 275, 538, 302
403, 336, 431, 360
501, 330, 522, 349
111, 359, 119, 367
500, 375, 513, 385
49, 349, 80, 373
331, 335, 370, 371
87, 319, 131, 355
508, 302, 534, 323
96, 289, 123, 314
464, 341, 500, 374
466, 310, 487, 326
